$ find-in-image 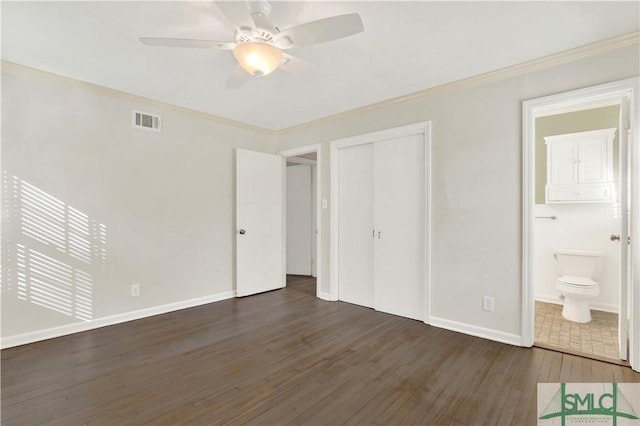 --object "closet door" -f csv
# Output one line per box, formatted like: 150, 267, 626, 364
374, 134, 424, 320
338, 143, 374, 308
